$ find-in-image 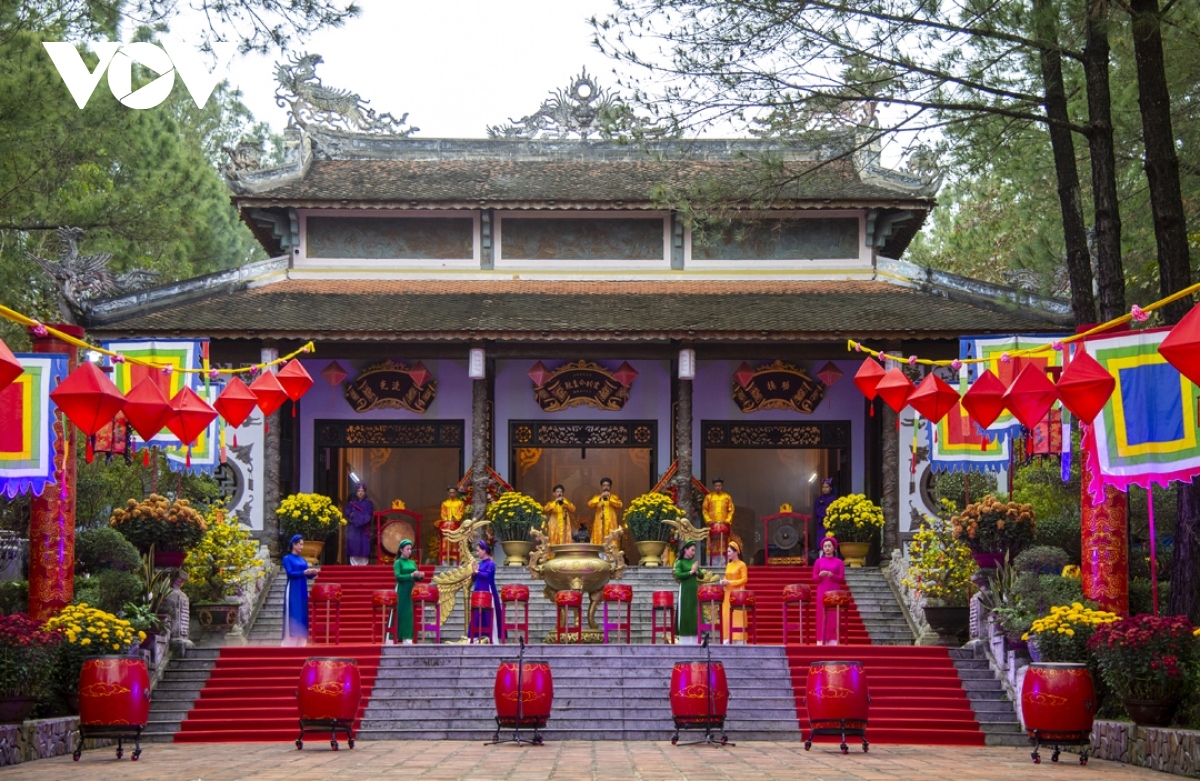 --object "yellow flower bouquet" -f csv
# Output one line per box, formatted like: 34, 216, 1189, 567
624, 492, 683, 542
44, 603, 143, 707
1024, 603, 1118, 663
277, 493, 346, 542
486, 490, 544, 541
822, 494, 884, 543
